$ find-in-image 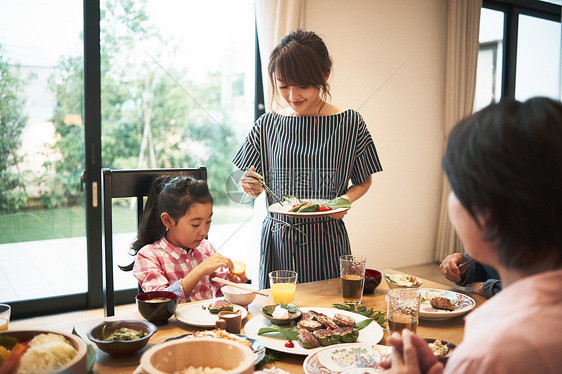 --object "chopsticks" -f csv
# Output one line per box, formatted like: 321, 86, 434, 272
458, 258, 477, 272
244, 168, 284, 206
212, 277, 269, 297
